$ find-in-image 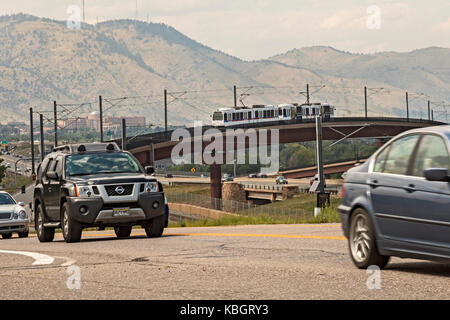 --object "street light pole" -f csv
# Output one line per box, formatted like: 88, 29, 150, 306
39, 113, 45, 161
121, 118, 127, 151
53, 101, 58, 147
29, 108, 35, 175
